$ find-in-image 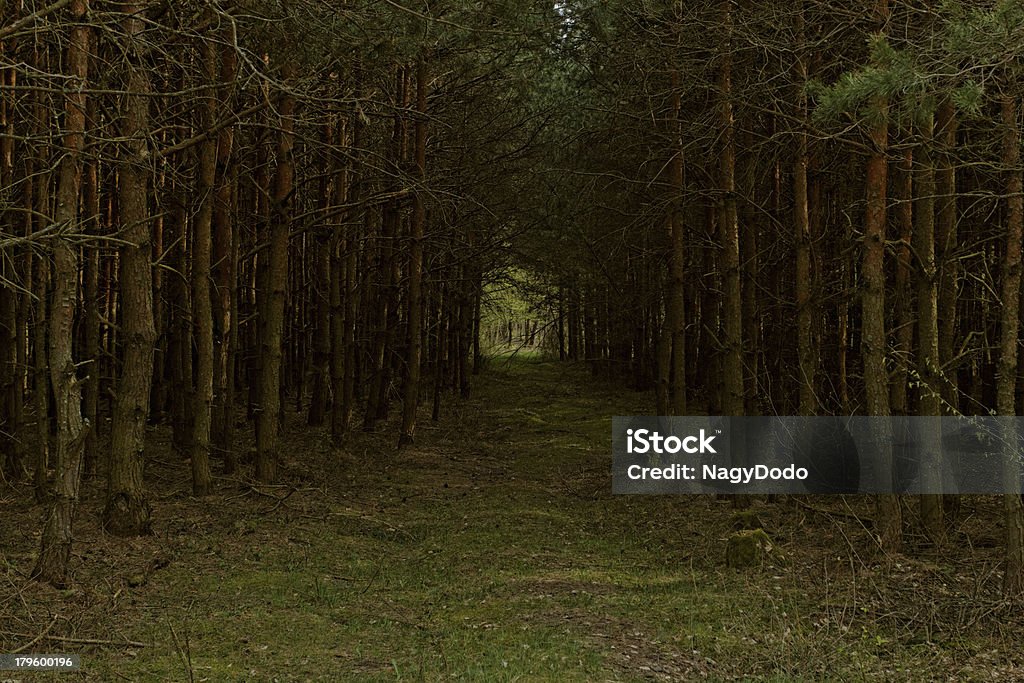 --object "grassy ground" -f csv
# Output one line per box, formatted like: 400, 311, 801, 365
2, 355, 1023, 681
